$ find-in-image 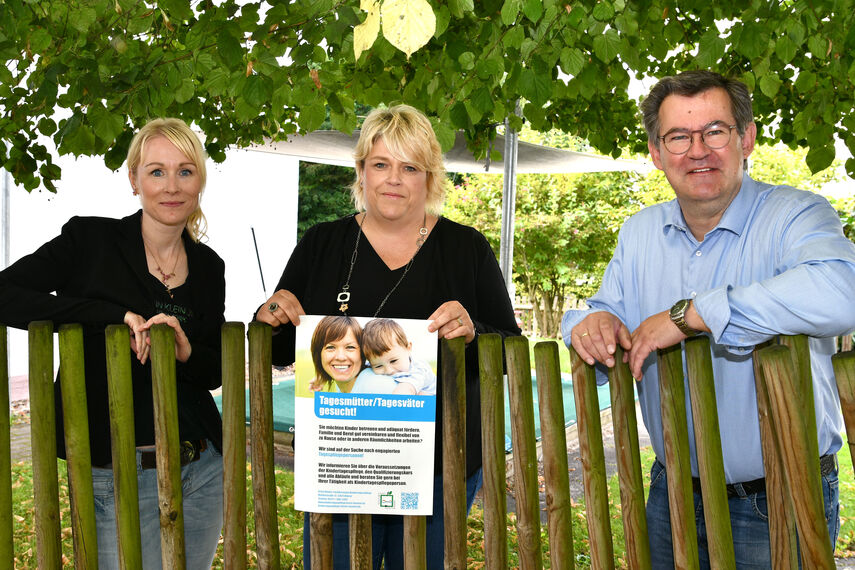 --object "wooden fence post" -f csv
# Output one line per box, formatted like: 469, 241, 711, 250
657, 344, 699, 569
606, 348, 650, 570
478, 333, 507, 569
221, 322, 248, 569
0, 325, 12, 564
757, 343, 834, 569
533, 341, 573, 569
29, 321, 61, 568
248, 322, 281, 569
684, 336, 734, 568
58, 324, 98, 568
440, 337, 467, 569
753, 340, 799, 569
568, 346, 615, 568
505, 336, 542, 569
833, 350, 855, 469
150, 324, 186, 569
104, 324, 144, 568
